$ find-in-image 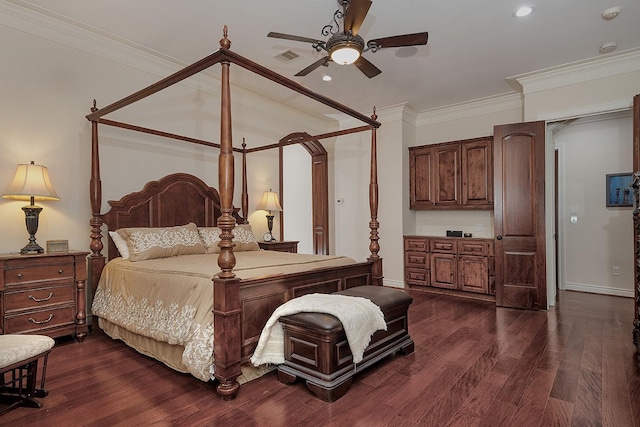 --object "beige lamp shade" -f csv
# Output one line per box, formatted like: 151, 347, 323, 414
2, 162, 60, 202
256, 190, 282, 213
